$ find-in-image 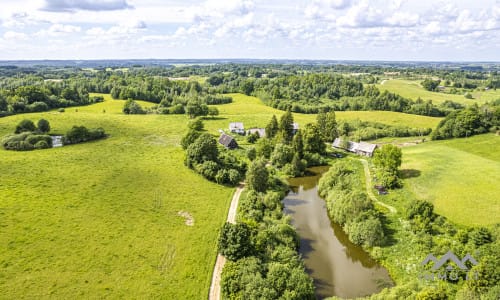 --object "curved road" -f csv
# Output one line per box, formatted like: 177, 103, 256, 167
359, 159, 397, 214
208, 184, 244, 300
